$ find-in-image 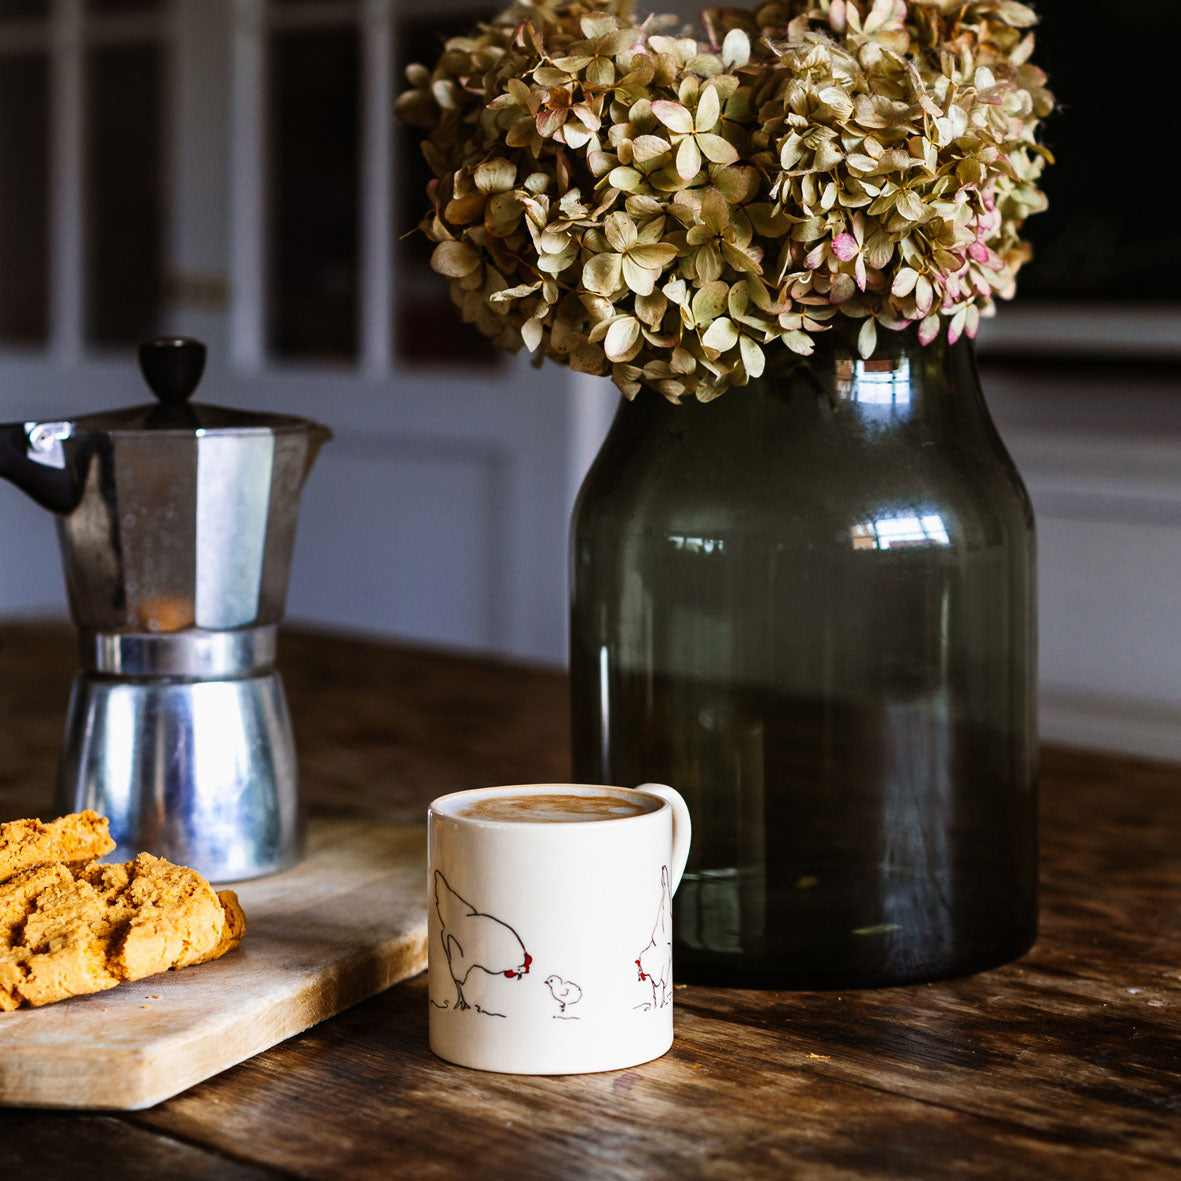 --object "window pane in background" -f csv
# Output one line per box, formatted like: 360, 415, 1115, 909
84, 43, 164, 347
981, 0, 1177, 302
394, 11, 500, 367
267, 27, 359, 361
0, 53, 49, 344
